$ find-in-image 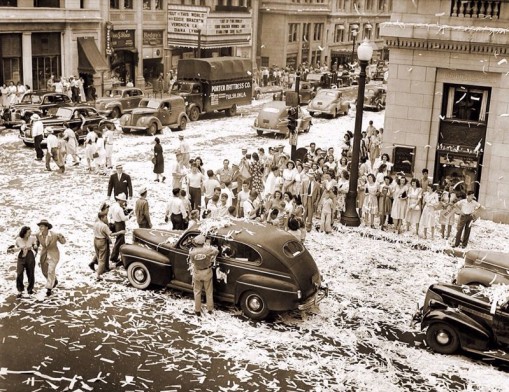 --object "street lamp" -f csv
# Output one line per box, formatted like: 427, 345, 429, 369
350, 24, 359, 63
196, 22, 204, 58
340, 39, 373, 227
